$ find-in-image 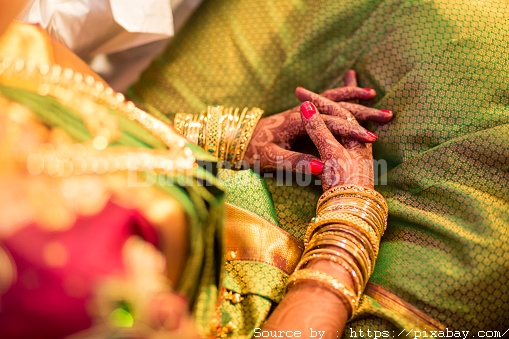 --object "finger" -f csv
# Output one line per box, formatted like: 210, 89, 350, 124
300, 101, 346, 161
296, 87, 356, 120
297, 85, 375, 103
262, 143, 324, 175
342, 71, 359, 104
287, 112, 378, 142
343, 70, 358, 87
297, 87, 393, 123
338, 102, 393, 123
322, 115, 378, 142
